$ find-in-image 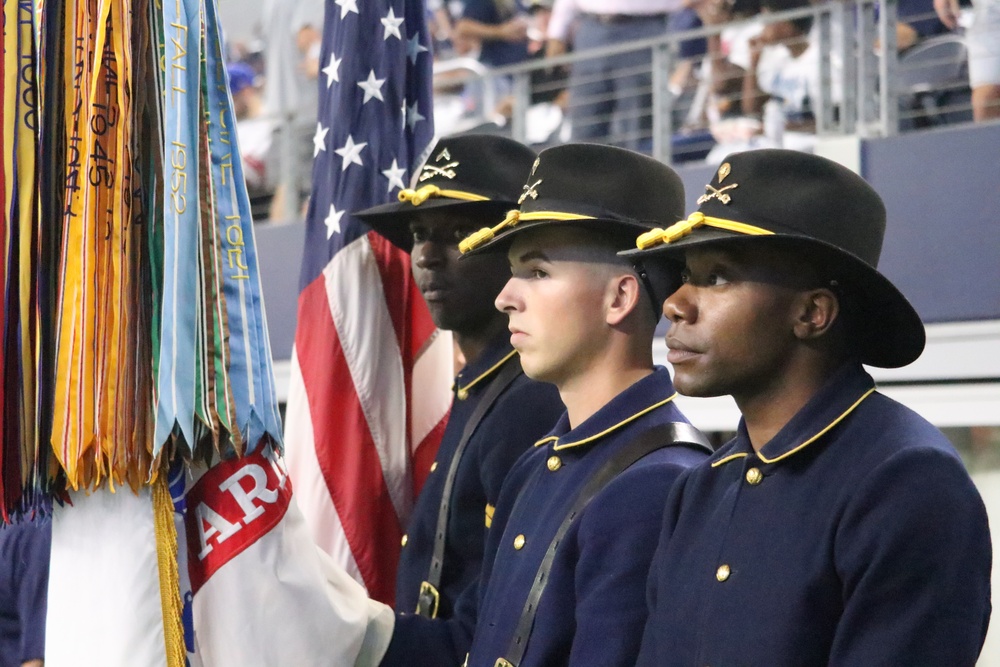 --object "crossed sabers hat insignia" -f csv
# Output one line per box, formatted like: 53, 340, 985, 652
419, 161, 459, 182
696, 183, 738, 205
518, 179, 542, 205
